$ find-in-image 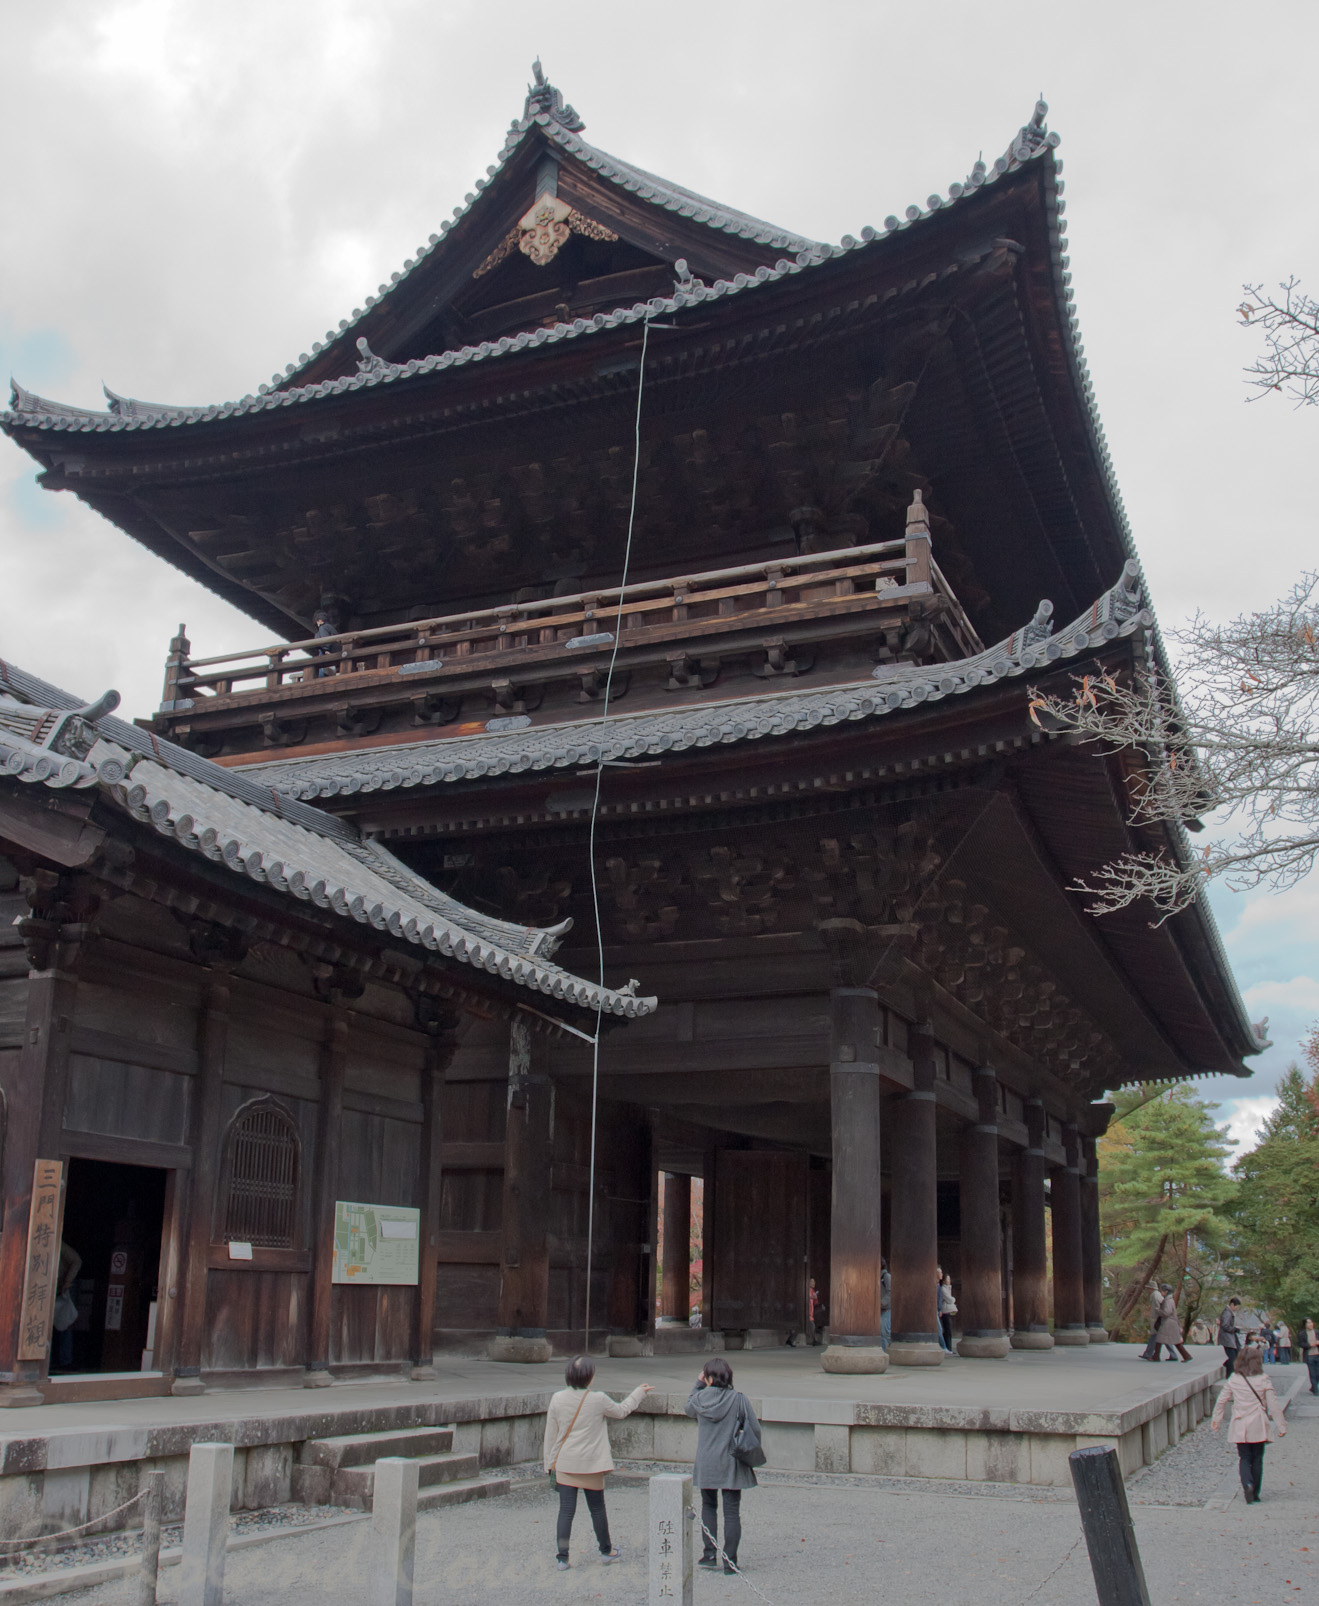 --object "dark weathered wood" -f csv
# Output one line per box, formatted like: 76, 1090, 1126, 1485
827, 986, 884, 1343
957, 1066, 1007, 1347
660, 1173, 692, 1322
306, 1010, 347, 1382
1011, 1098, 1052, 1343
711, 1149, 807, 1331
411, 1041, 452, 1375
172, 976, 229, 1392
1069, 1447, 1151, 1606
496, 1018, 552, 1336
1051, 1123, 1087, 1339
889, 1021, 941, 1356
1080, 1135, 1106, 1333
